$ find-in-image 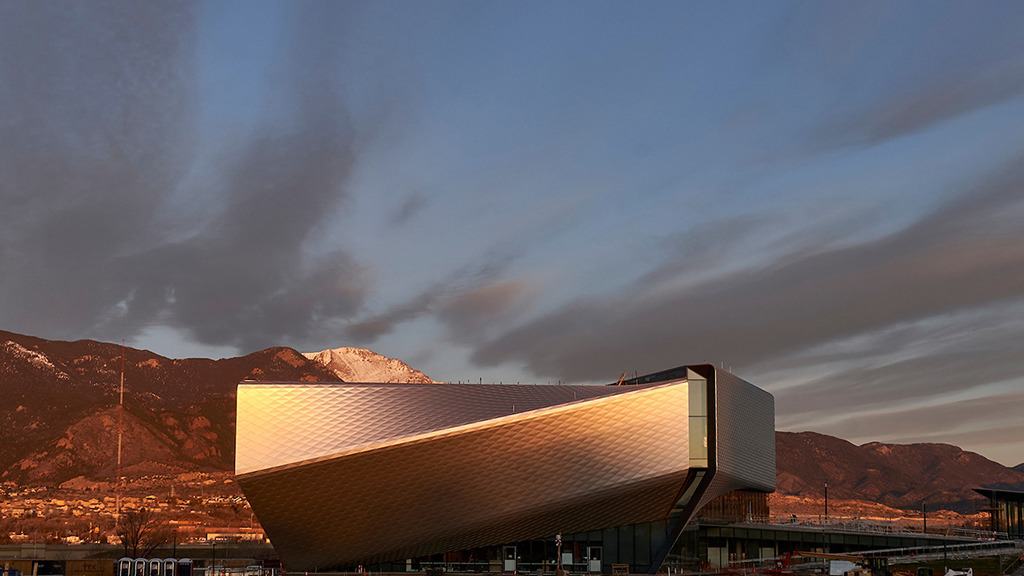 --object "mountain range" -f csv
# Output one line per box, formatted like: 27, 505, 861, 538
776, 431, 1024, 511
0, 329, 425, 485
1, 329, 1021, 512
